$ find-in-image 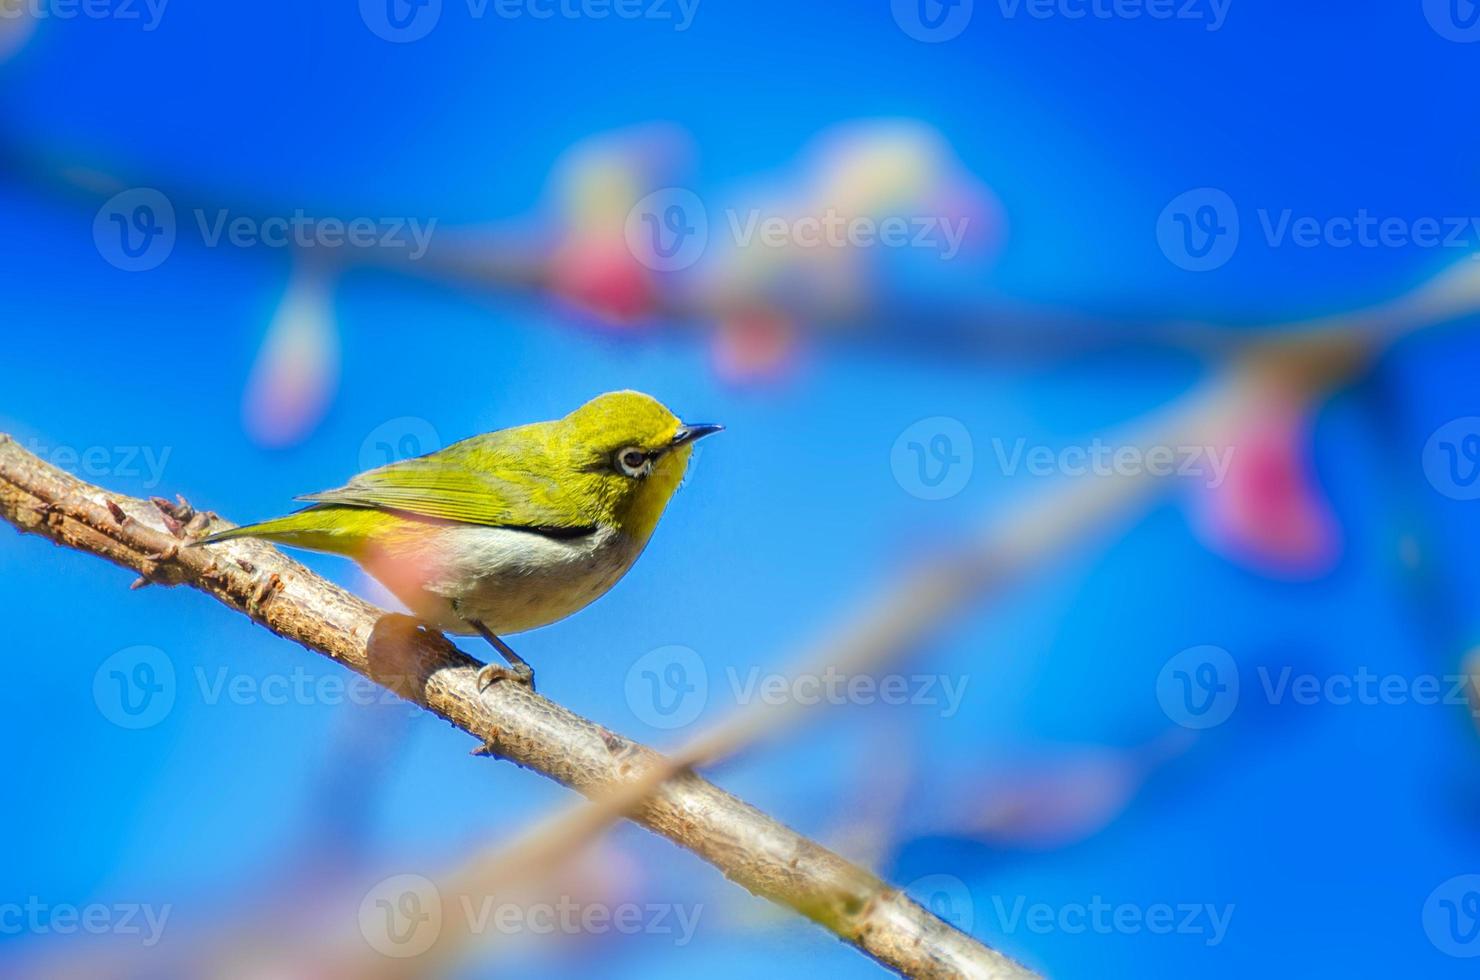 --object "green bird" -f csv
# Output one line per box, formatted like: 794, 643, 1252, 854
196, 391, 722, 690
